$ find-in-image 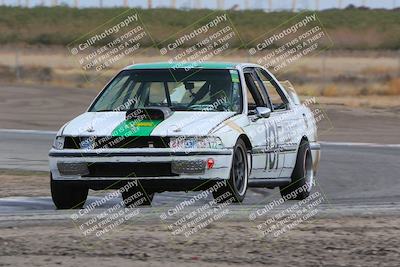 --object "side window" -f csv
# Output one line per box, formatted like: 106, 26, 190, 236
256, 68, 288, 111
244, 72, 265, 111
148, 82, 167, 106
